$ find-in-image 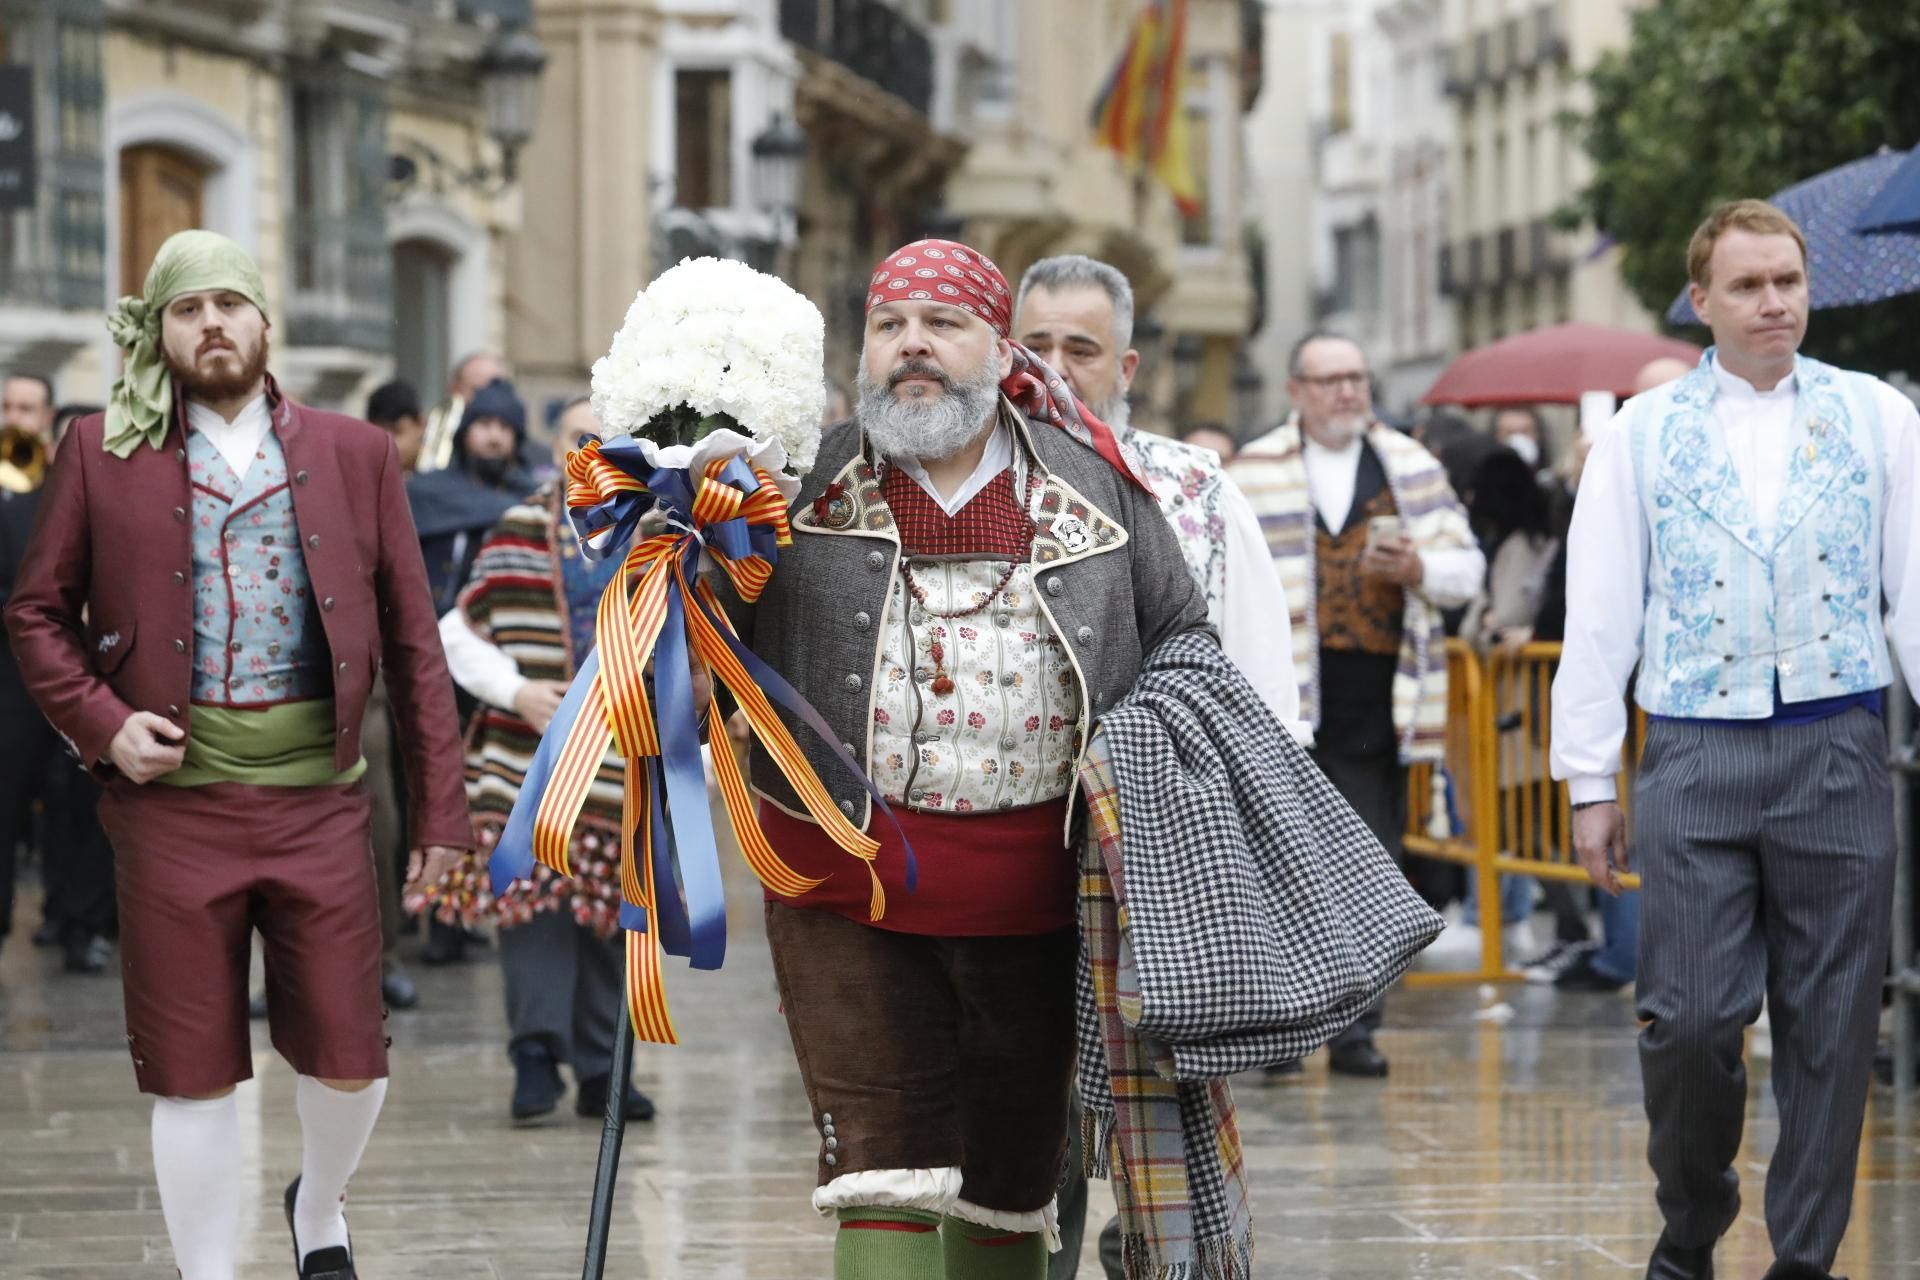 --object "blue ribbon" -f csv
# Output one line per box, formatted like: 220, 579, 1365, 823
490, 440, 918, 972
